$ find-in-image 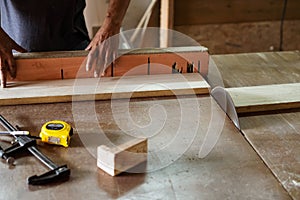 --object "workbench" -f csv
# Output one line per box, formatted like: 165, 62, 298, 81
212, 51, 300, 200
0, 50, 298, 199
